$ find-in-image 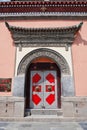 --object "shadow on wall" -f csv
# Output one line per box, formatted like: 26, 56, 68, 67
74, 32, 87, 45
